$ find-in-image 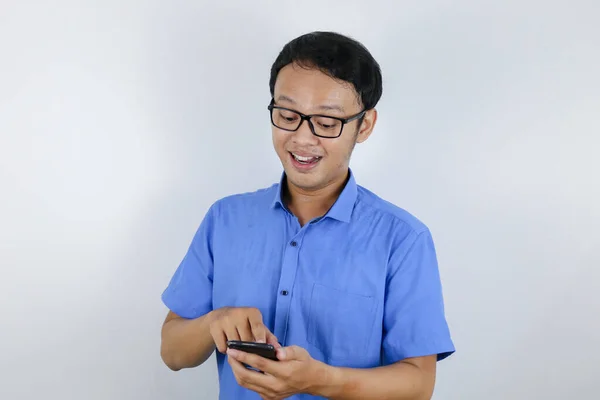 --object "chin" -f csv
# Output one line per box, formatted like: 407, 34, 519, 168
287, 173, 324, 191
281, 156, 326, 190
